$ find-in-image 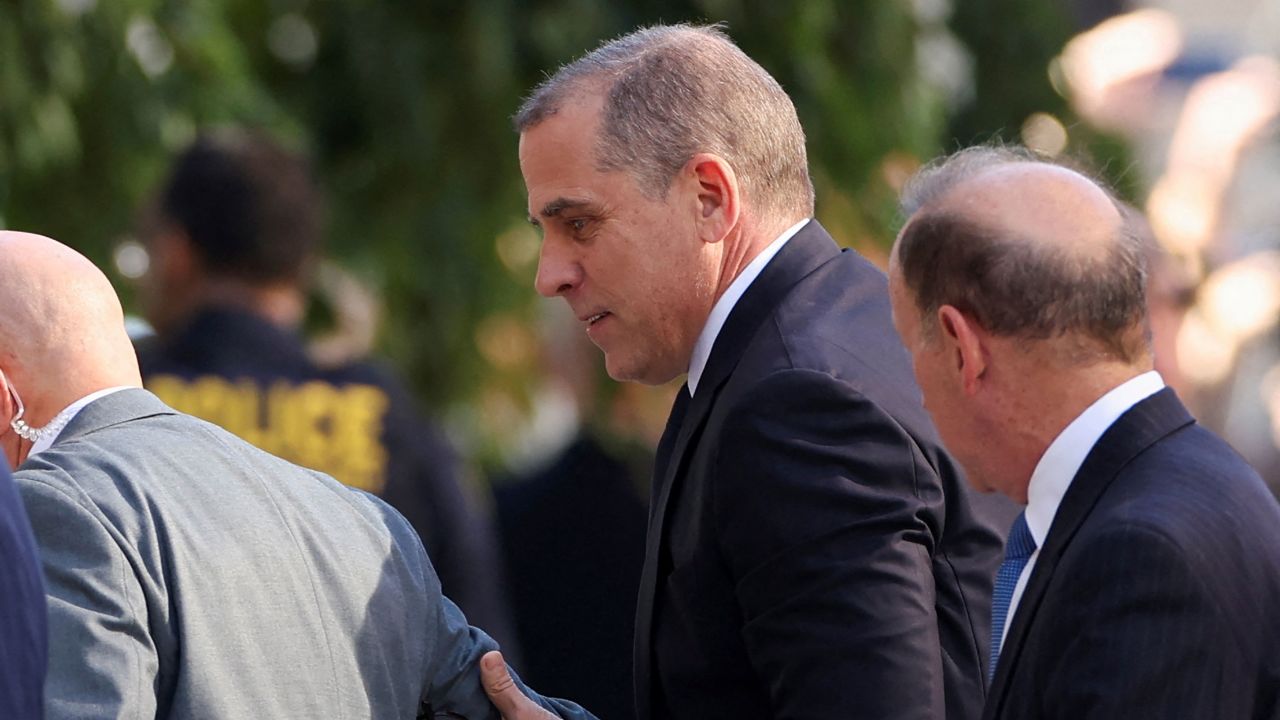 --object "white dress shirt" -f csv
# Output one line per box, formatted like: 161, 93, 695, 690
997, 370, 1166, 650
28, 387, 134, 457
687, 218, 810, 396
